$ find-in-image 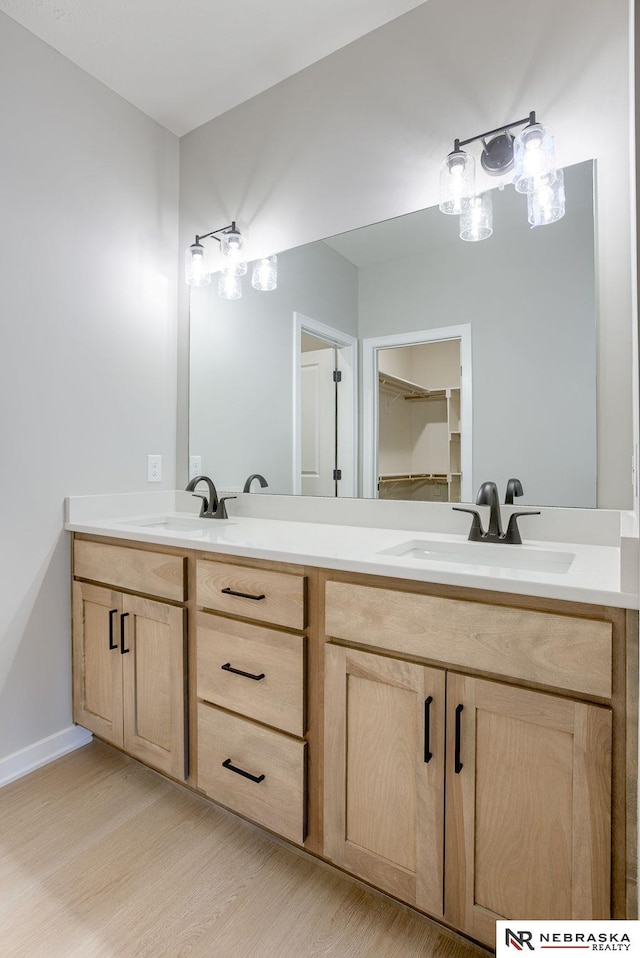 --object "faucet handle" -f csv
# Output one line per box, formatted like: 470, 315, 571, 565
452, 507, 485, 542
190, 492, 209, 517
214, 496, 237, 520
503, 510, 541, 545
